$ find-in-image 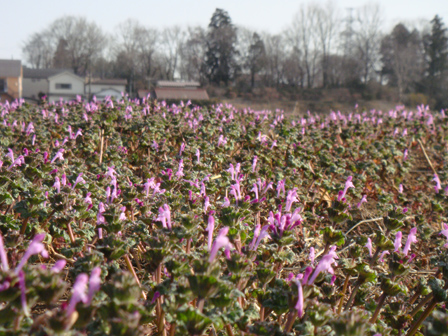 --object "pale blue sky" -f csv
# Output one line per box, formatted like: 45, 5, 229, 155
1, 0, 447, 60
